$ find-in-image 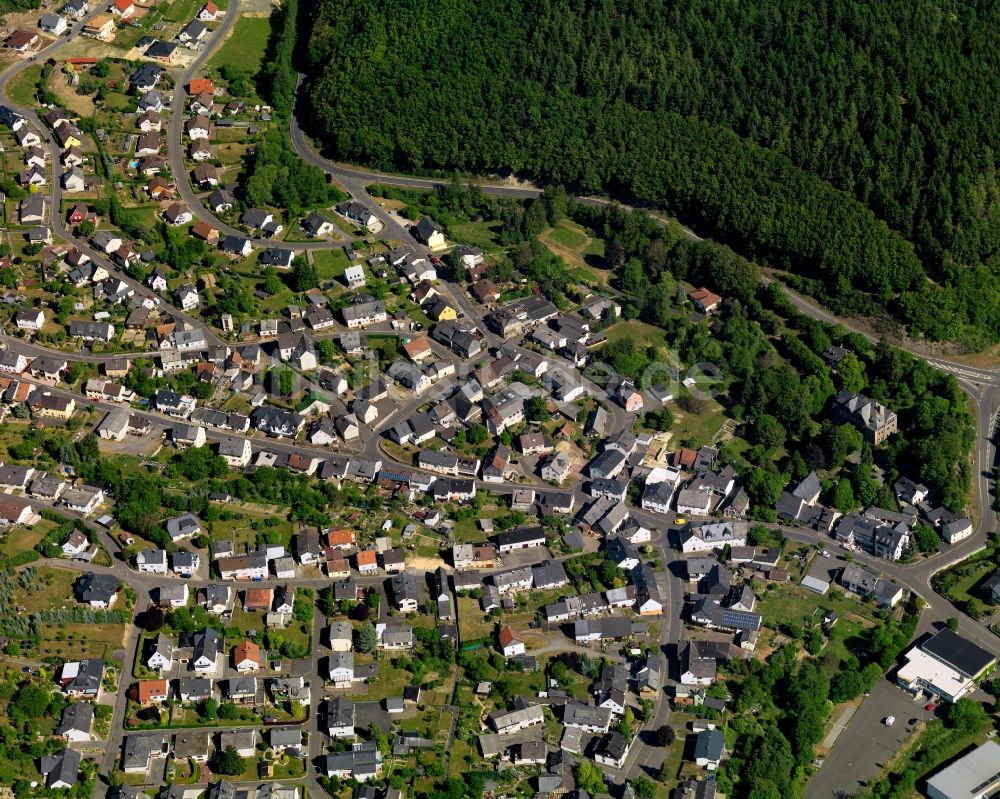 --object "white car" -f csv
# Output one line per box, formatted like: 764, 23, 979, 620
884, 716, 895, 727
